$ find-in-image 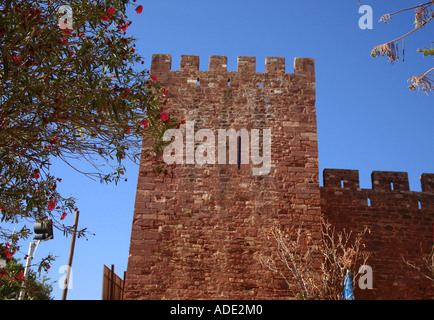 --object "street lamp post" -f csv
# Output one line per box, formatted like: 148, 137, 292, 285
18, 240, 40, 300
18, 219, 54, 300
